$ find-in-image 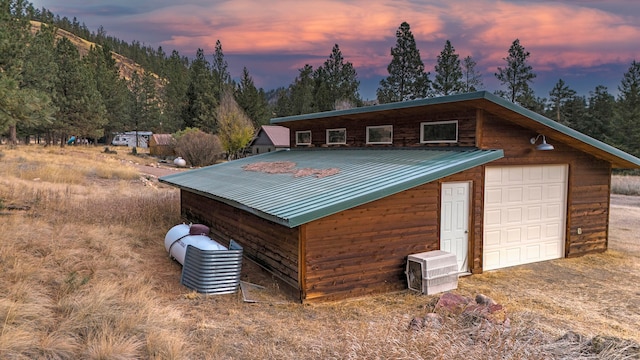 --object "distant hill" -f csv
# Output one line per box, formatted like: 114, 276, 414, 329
29, 20, 158, 83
